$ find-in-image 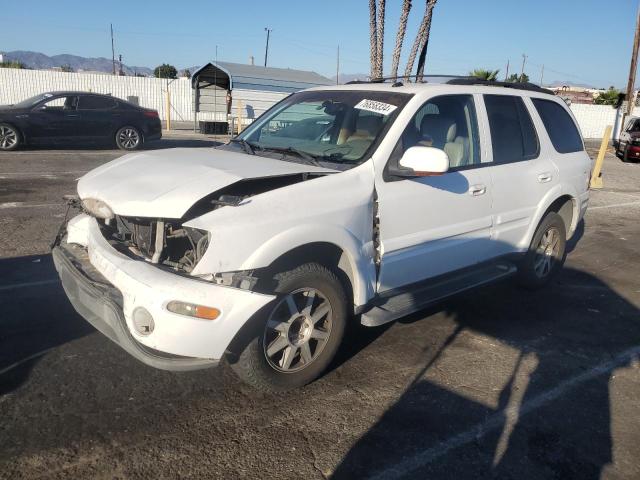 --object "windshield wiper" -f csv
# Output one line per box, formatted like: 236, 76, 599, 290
230, 138, 257, 155
261, 146, 323, 167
